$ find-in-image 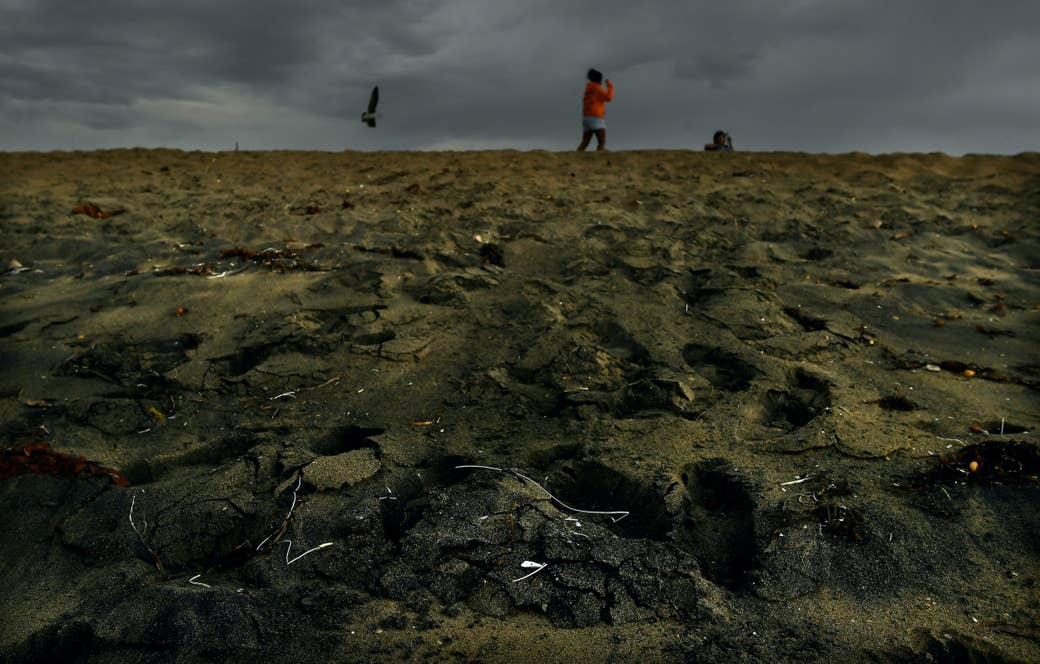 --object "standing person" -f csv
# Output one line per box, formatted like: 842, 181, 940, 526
578, 69, 614, 151
704, 130, 734, 151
